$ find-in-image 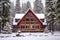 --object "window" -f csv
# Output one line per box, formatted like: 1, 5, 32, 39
15, 19, 19, 22
26, 26, 29, 29
27, 13, 33, 17
26, 18, 29, 24
36, 25, 39, 29
32, 26, 34, 29
31, 18, 34, 21
21, 25, 25, 29
30, 18, 34, 24
26, 18, 29, 21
